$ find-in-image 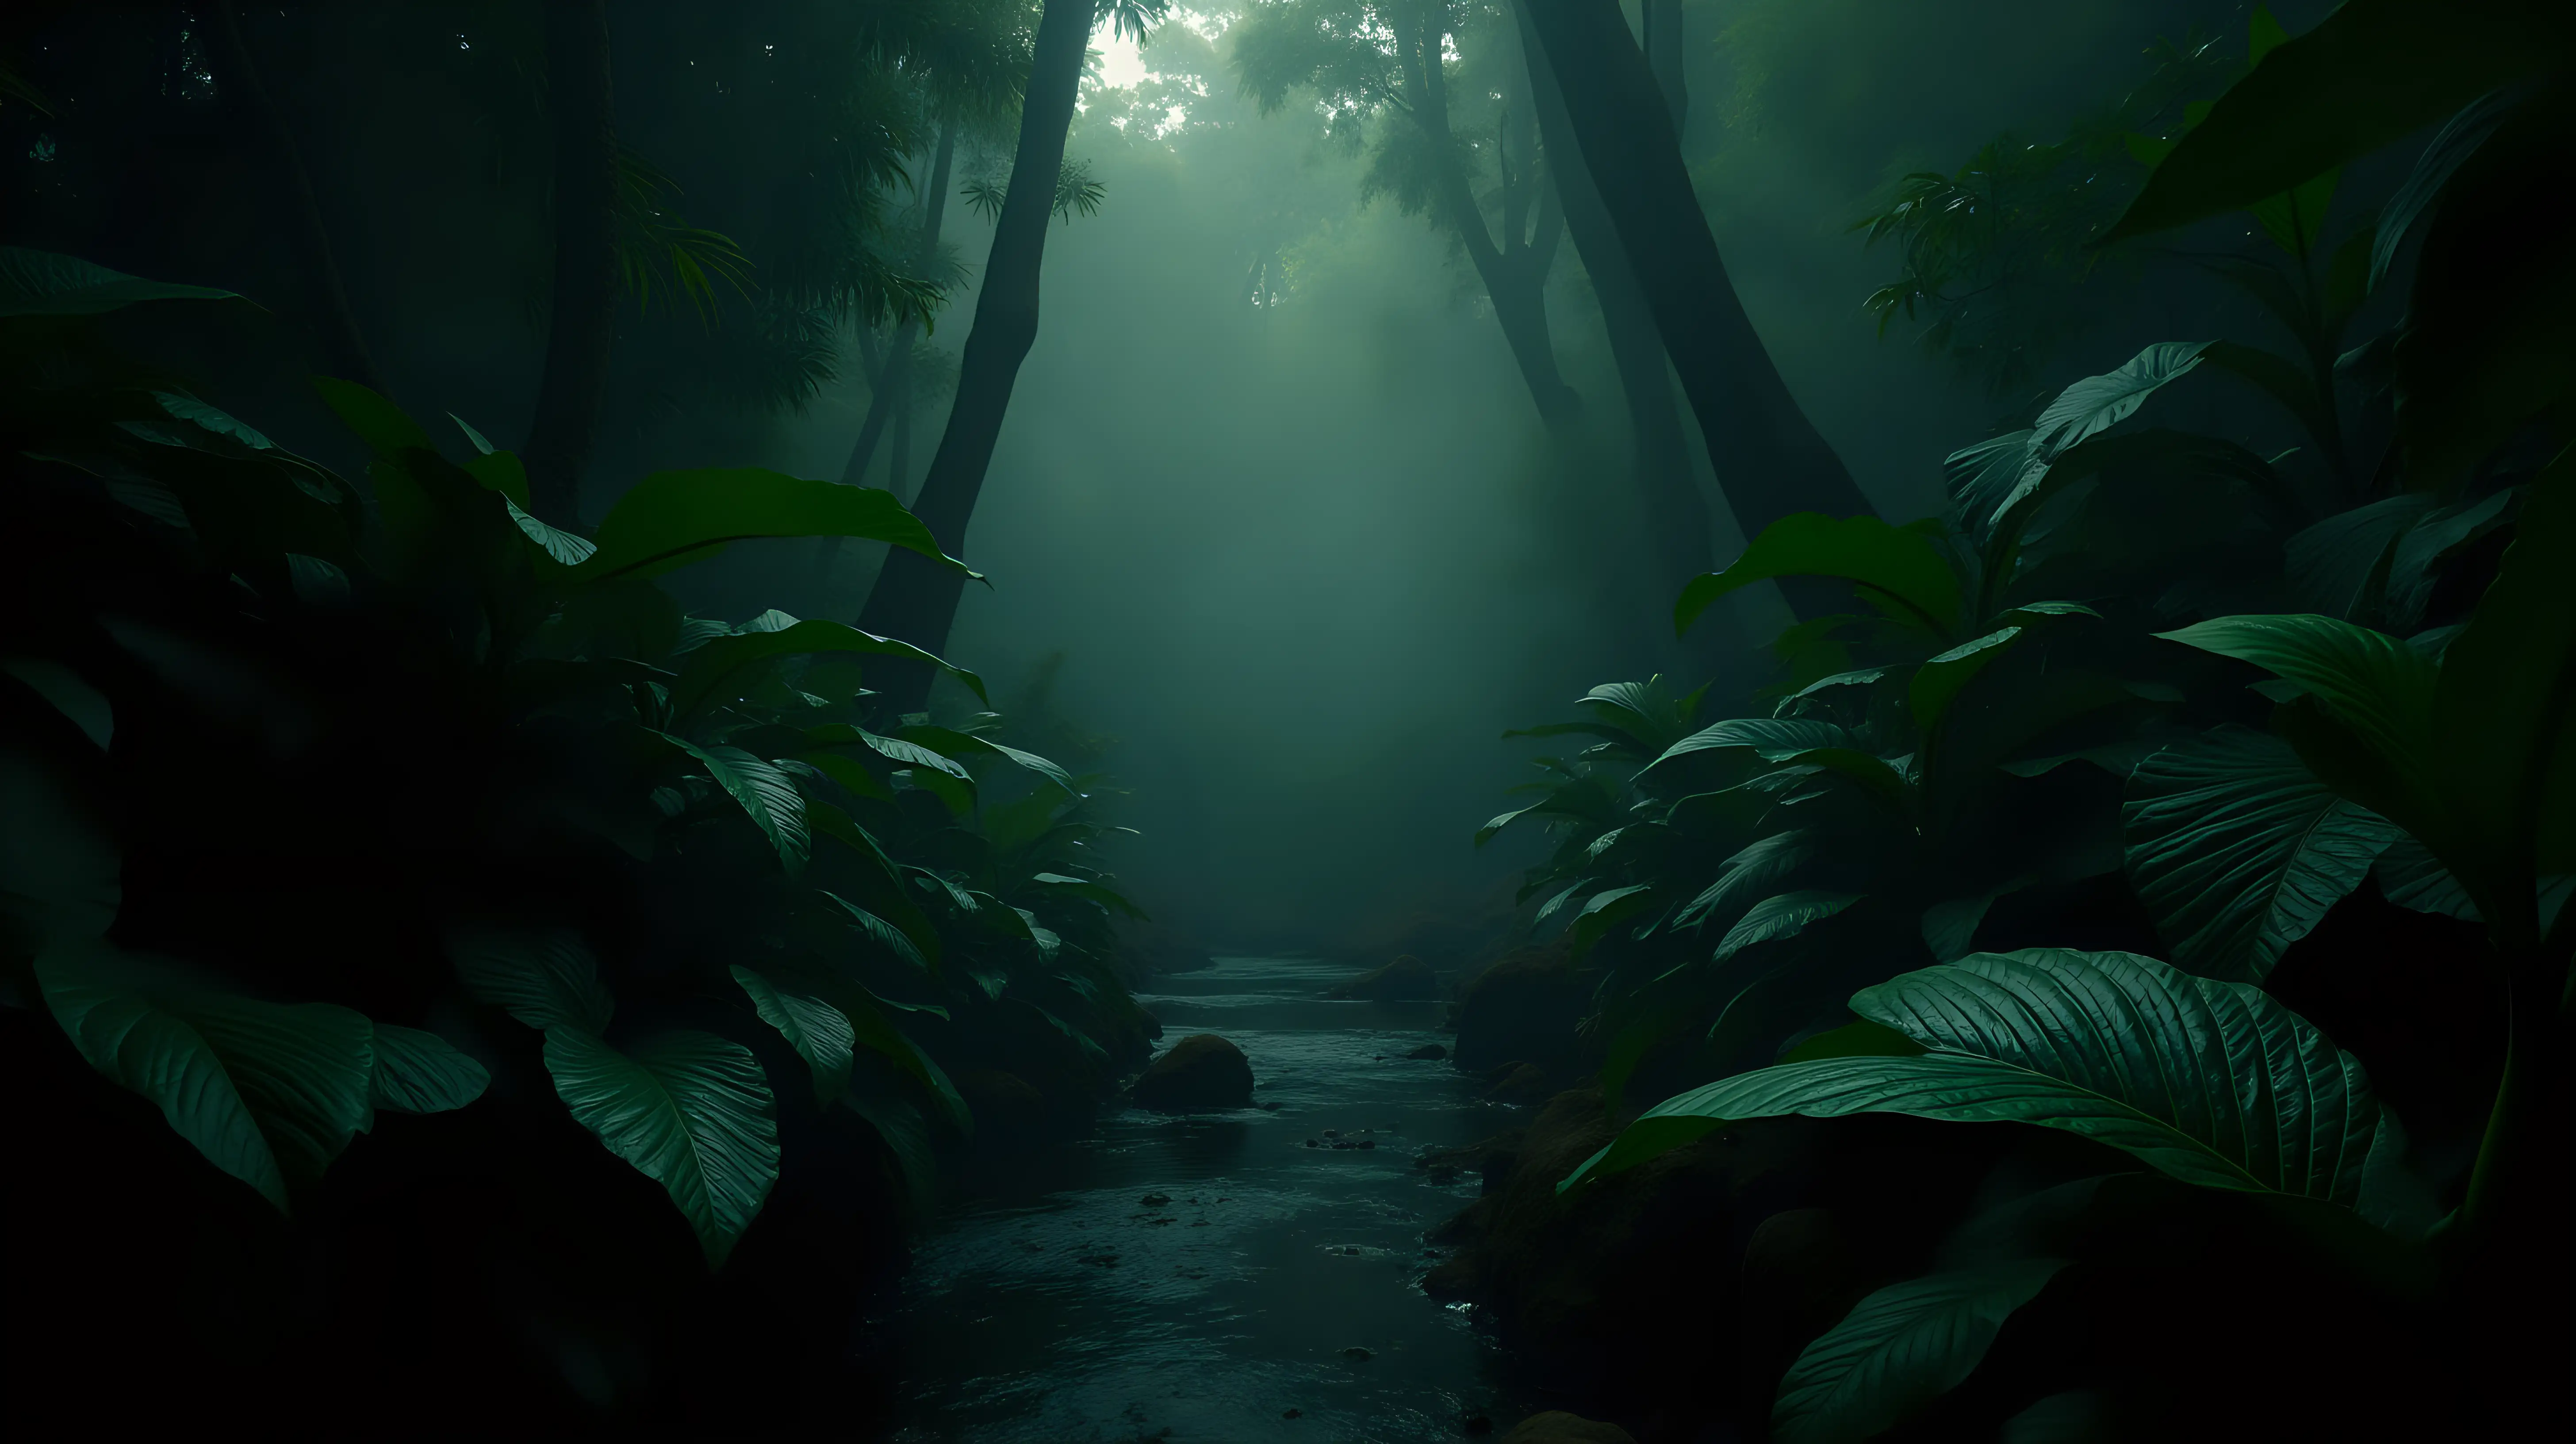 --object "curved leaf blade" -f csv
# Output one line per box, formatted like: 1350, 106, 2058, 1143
2124, 727, 2402, 979
370, 1024, 491, 1115
543, 1028, 779, 1269
448, 928, 615, 1033
0, 246, 249, 316
1677, 515, 1962, 640
574, 469, 978, 585
732, 966, 855, 1103
657, 733, 809, 876
1564, 949, 2387, 1206
1713, 890, 1861, 964
1772, 1258, 2072, 1444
